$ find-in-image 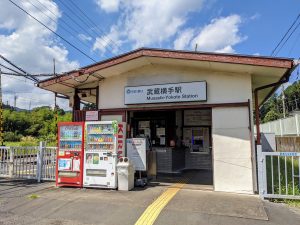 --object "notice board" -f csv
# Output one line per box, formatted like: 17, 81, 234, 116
126, 138, 147, 171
